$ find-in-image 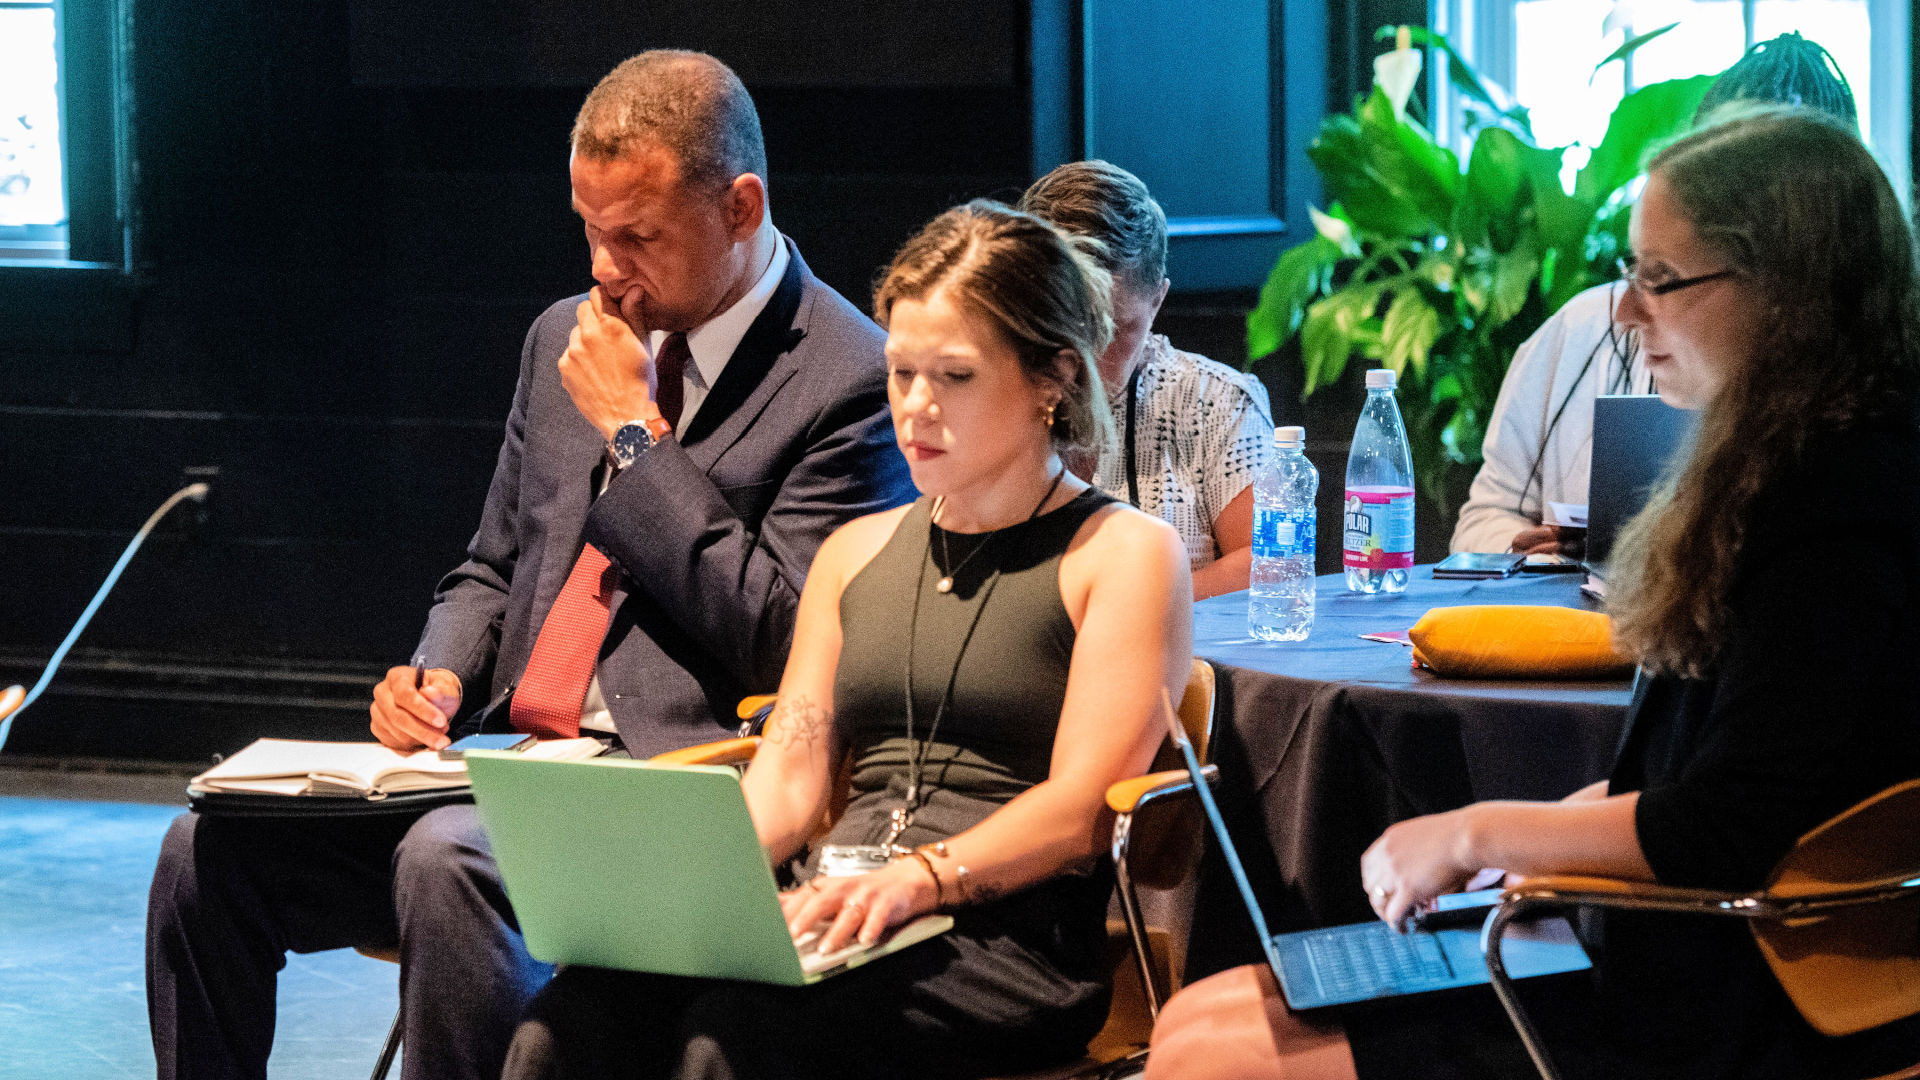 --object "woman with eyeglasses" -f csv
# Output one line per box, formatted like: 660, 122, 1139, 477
1146, 108, 1920, 1079
1451, 32, 1859, 557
